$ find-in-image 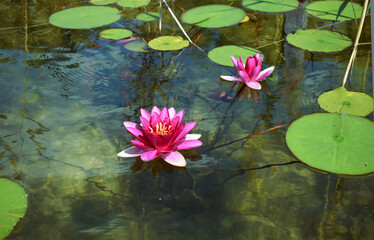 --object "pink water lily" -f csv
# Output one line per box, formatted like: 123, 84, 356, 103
220, 54, 274, 90
117, 106, 202, 167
